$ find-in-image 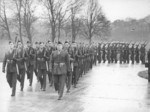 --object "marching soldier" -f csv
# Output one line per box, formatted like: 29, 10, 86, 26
36, 42, 48, 91
34, 42, 40, 80
45, 40, 54, 86
25, 41, 36, 86
2, 41, 18, 96
15, 41, 26, 91
64, 41, 72, 93
70, 42, 79, 88
50, 41, 71, 100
